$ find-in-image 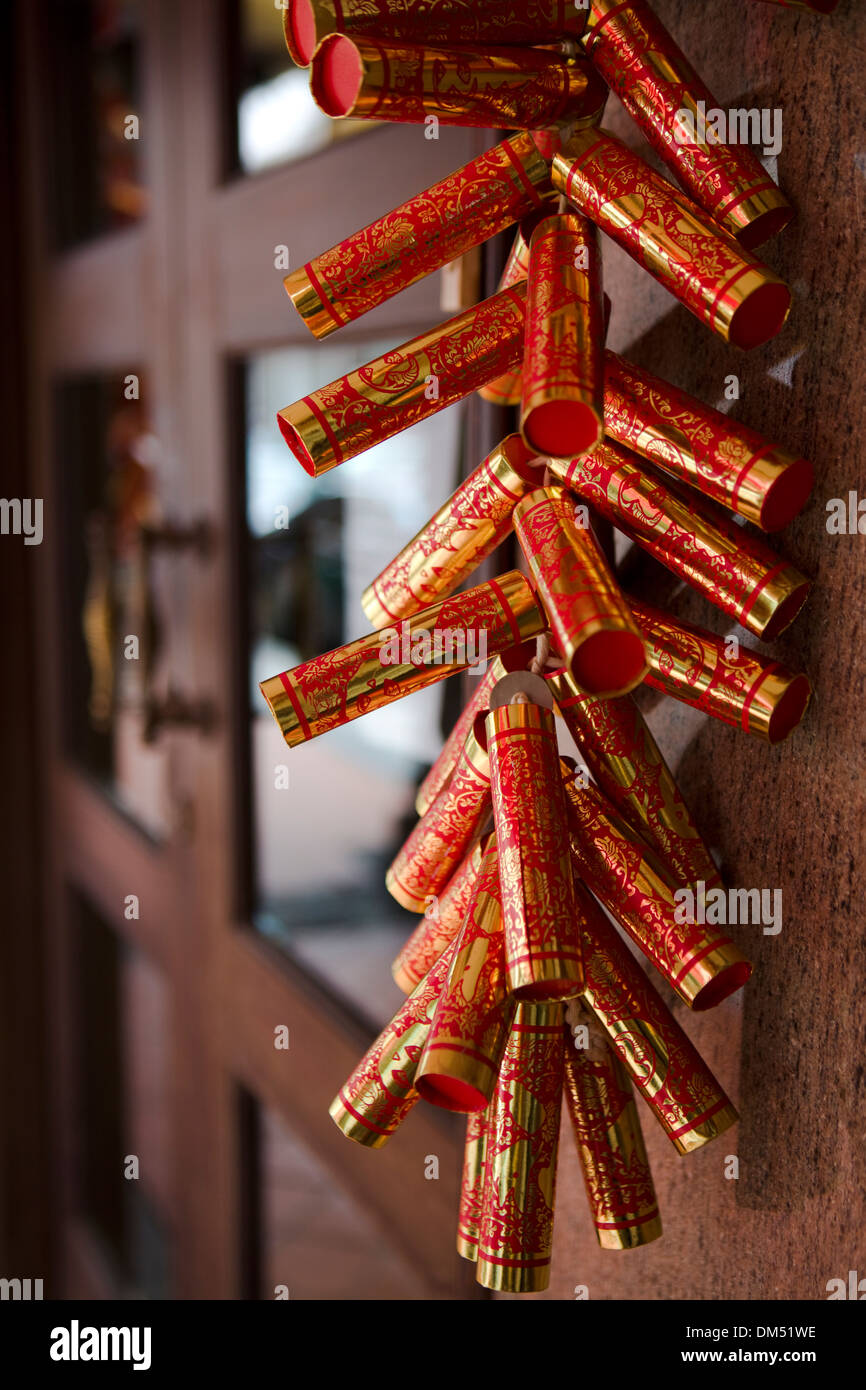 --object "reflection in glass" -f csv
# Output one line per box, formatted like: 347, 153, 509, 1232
47, 0, 147, 248
245, 344, 463, 1025
233, 0, 376, 174
56, 372, 170, 839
